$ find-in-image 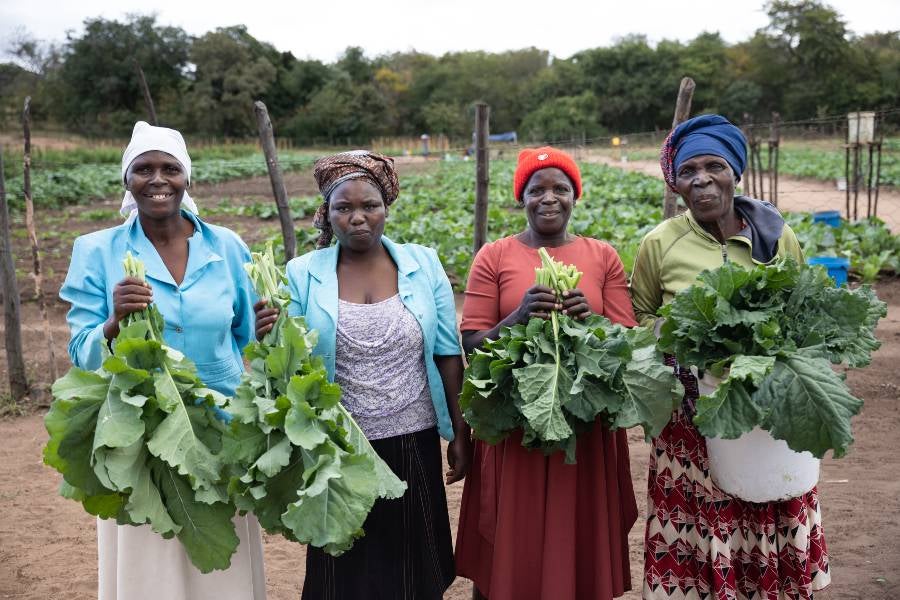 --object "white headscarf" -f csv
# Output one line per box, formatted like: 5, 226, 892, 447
119, 121, 199, 218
